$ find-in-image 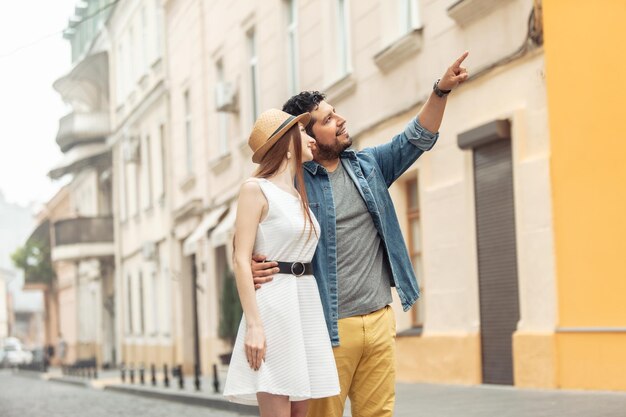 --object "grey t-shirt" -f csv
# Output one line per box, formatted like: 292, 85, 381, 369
328, 161, 393, 319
